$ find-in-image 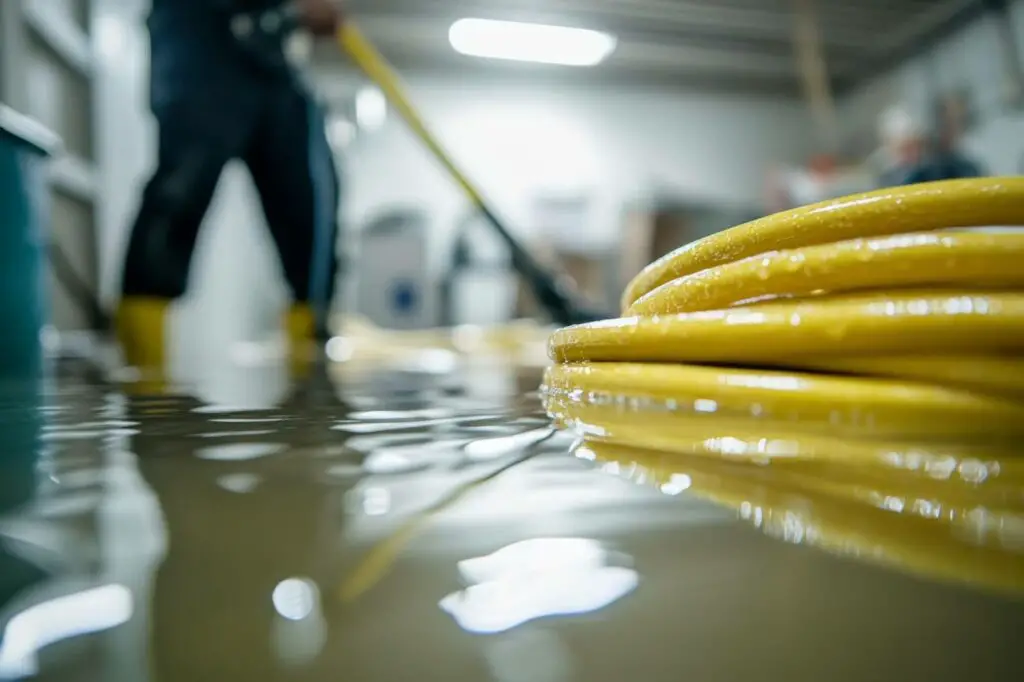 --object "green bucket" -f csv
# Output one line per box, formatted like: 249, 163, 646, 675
0, 106, 58, 381
0, 107, 56, 552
